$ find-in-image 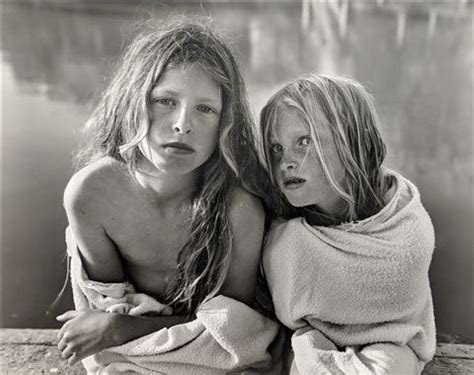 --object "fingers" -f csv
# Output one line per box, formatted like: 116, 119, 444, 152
56, 310, 79, 322
57, 337, 67, 352
60, 344, 80, 365
61, 344, 75, 360
58, 336, 82, 365
57, 319, 72, 342
57, 330, 72, 359
55, 311, 89, 365
68, 352, 78, 365
57, 325, 68, 343
106, 303, 132, 315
